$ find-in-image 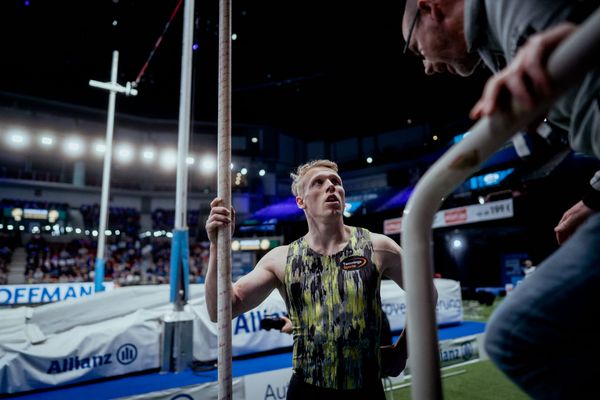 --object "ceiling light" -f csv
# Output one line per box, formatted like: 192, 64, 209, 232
141, 147, 156, 163
5, 128, 30, 150
159, 148, 177, 170
201, 155, 216, 174
39, 132, 56, 148
115, 143, 134, 164
93, 140, 106, 156
63, 136, 85, 157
